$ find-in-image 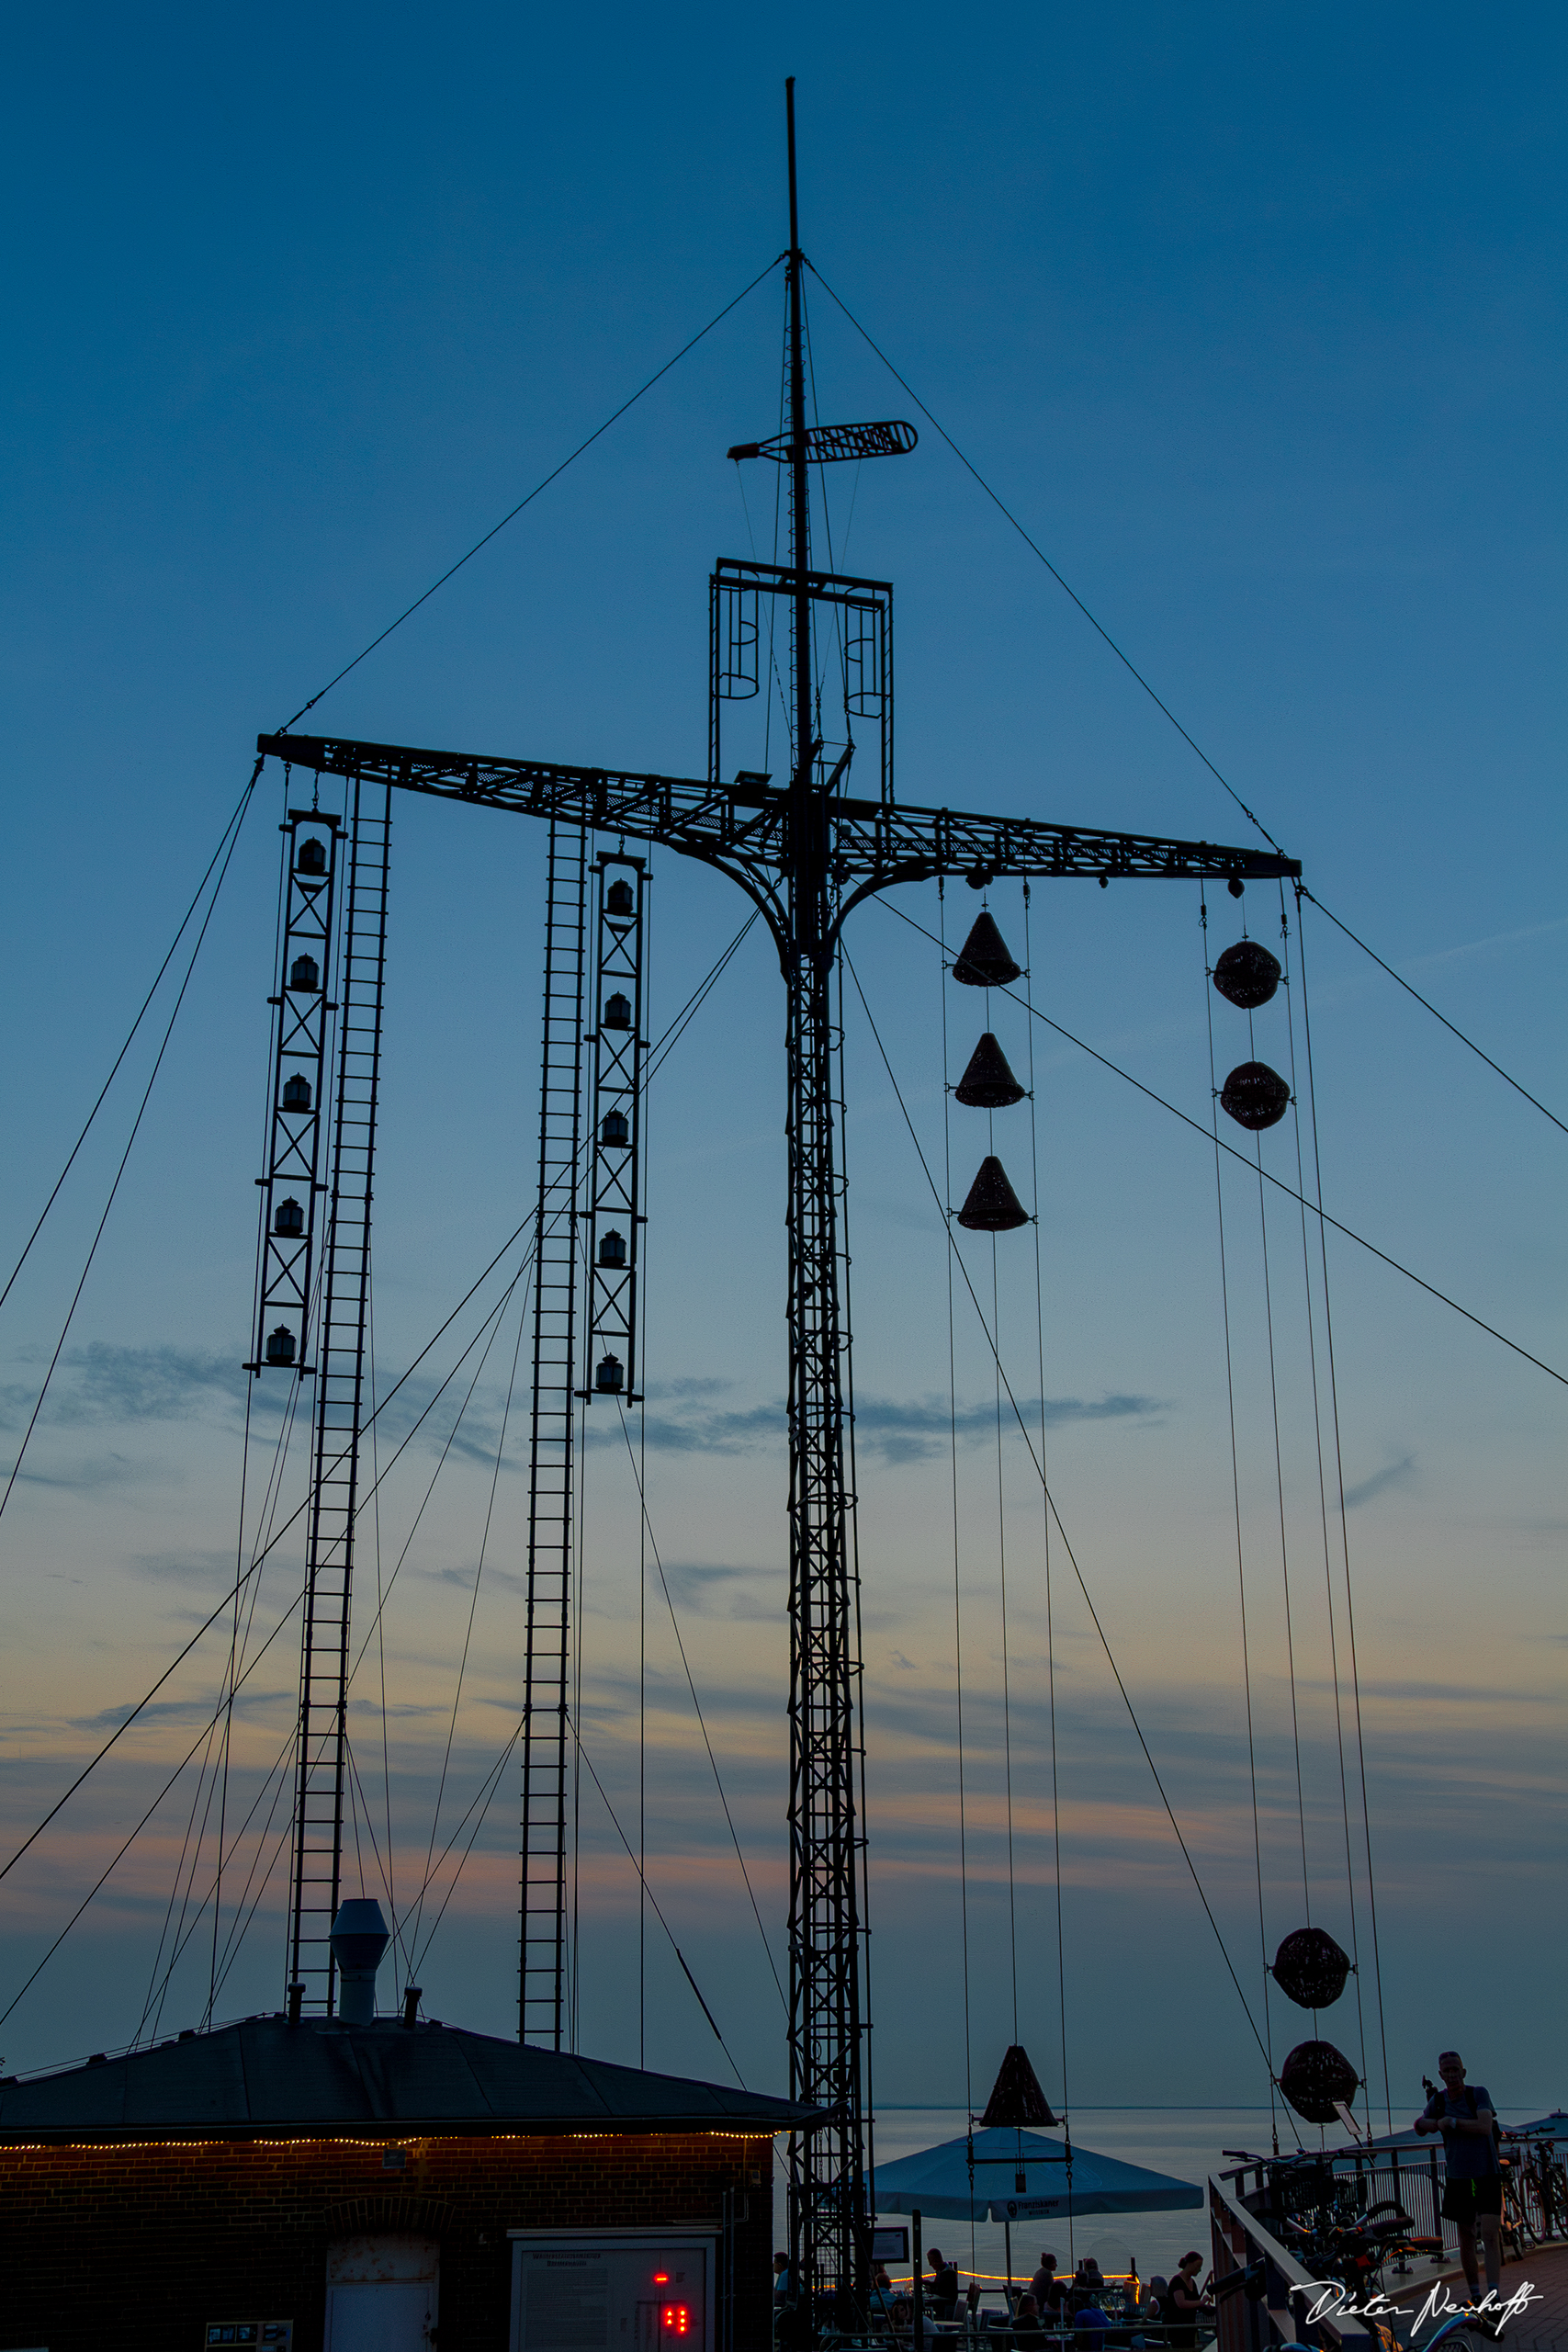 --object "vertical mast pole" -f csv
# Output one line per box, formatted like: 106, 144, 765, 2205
783, 76, 869, 2336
